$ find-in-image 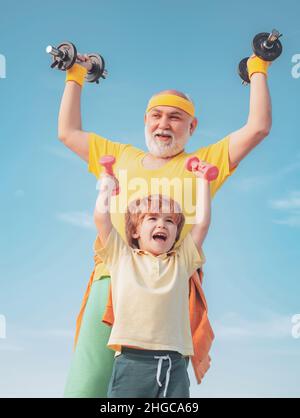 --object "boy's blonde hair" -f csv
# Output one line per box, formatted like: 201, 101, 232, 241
125, 194, 185, 249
